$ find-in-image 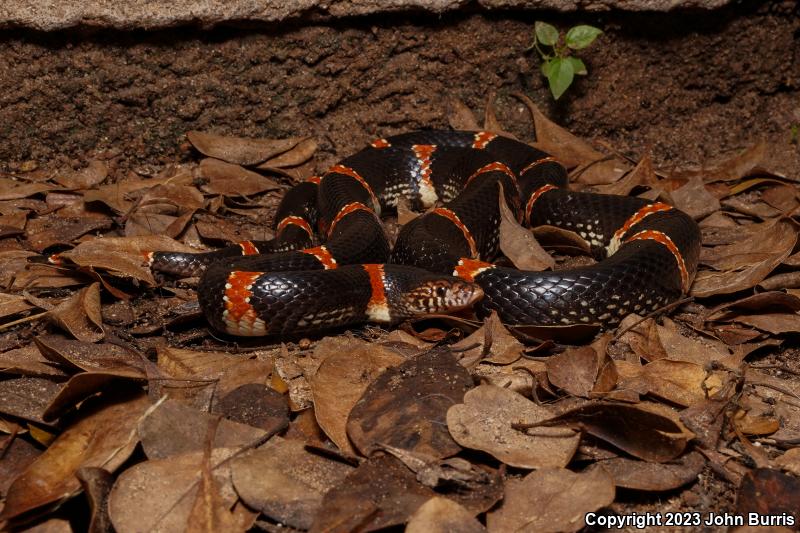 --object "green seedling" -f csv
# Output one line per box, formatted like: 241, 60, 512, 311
530, 21, 603, 100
